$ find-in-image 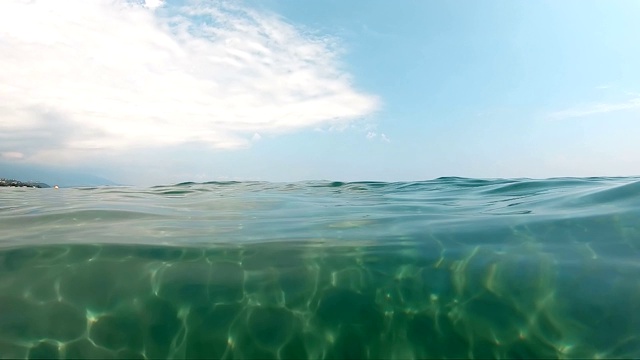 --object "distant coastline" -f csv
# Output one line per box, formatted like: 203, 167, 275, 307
1, 162, 118, 187
0, 178, 50, 188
